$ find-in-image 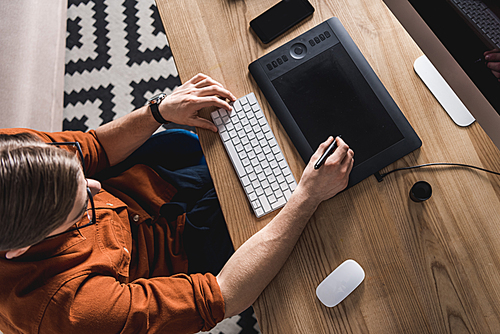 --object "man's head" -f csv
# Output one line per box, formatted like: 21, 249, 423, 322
0, 133, 83, 253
